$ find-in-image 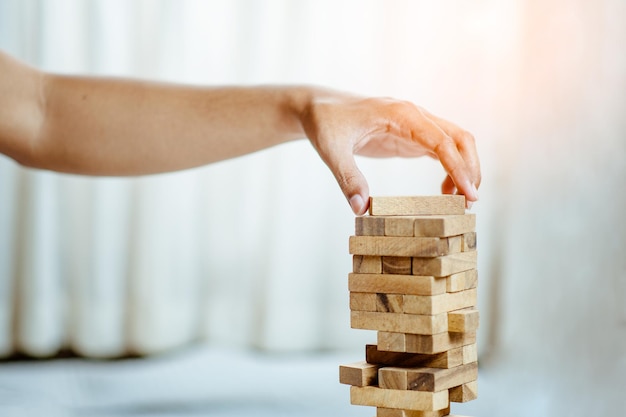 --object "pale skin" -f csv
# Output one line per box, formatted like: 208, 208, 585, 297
0, 50, 481, 214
